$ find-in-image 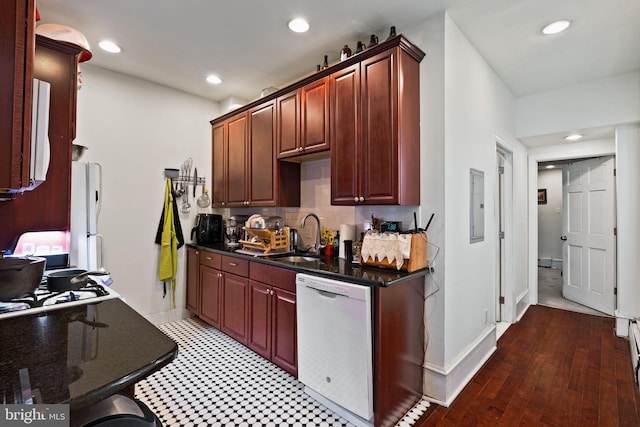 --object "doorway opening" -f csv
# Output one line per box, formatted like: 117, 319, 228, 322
532, 155, 616, 317
495, 137, 515, 337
